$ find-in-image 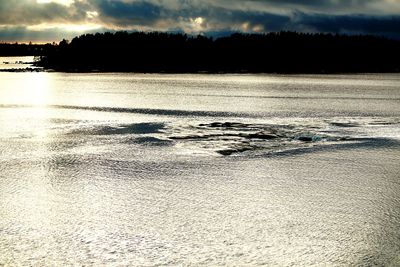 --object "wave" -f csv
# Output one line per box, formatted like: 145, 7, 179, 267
152, 93, 400, 101
165, 121, 400, 156
1, 104, 399, 157
259, 138, 400, 158
0, 104, 248, 118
